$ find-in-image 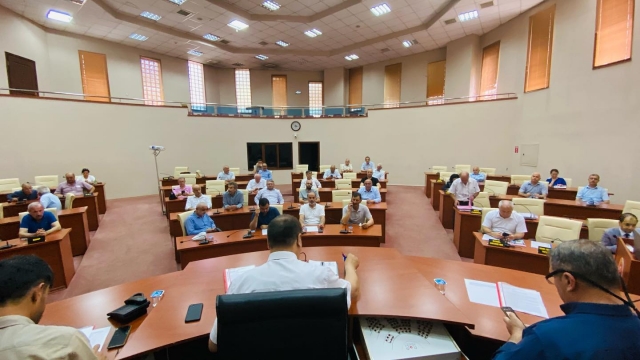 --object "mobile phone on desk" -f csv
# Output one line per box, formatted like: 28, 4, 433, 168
185, 303, 203, 323
107, 325, 131, 349
501, 307, 522, 321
